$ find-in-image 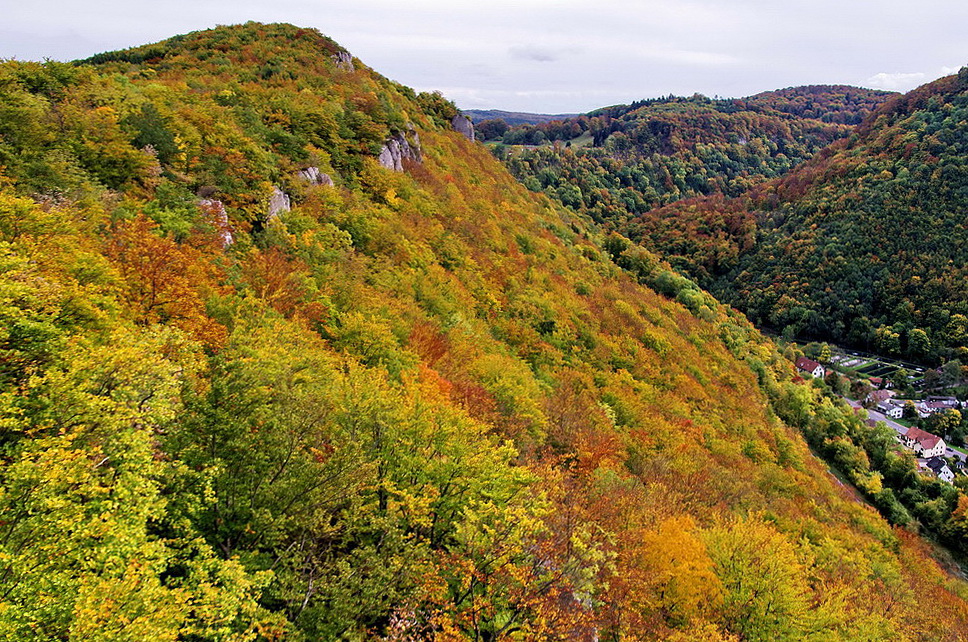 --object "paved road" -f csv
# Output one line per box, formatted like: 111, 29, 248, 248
866, 406, 967, 464
865, 407, 909, 437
